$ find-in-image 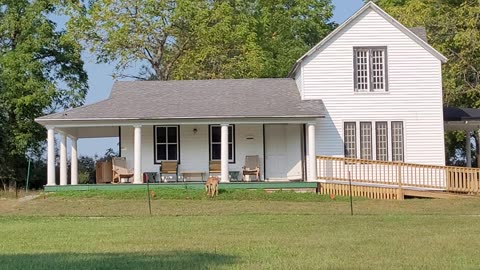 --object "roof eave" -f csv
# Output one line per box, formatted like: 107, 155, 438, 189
35, 114, 326, 124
